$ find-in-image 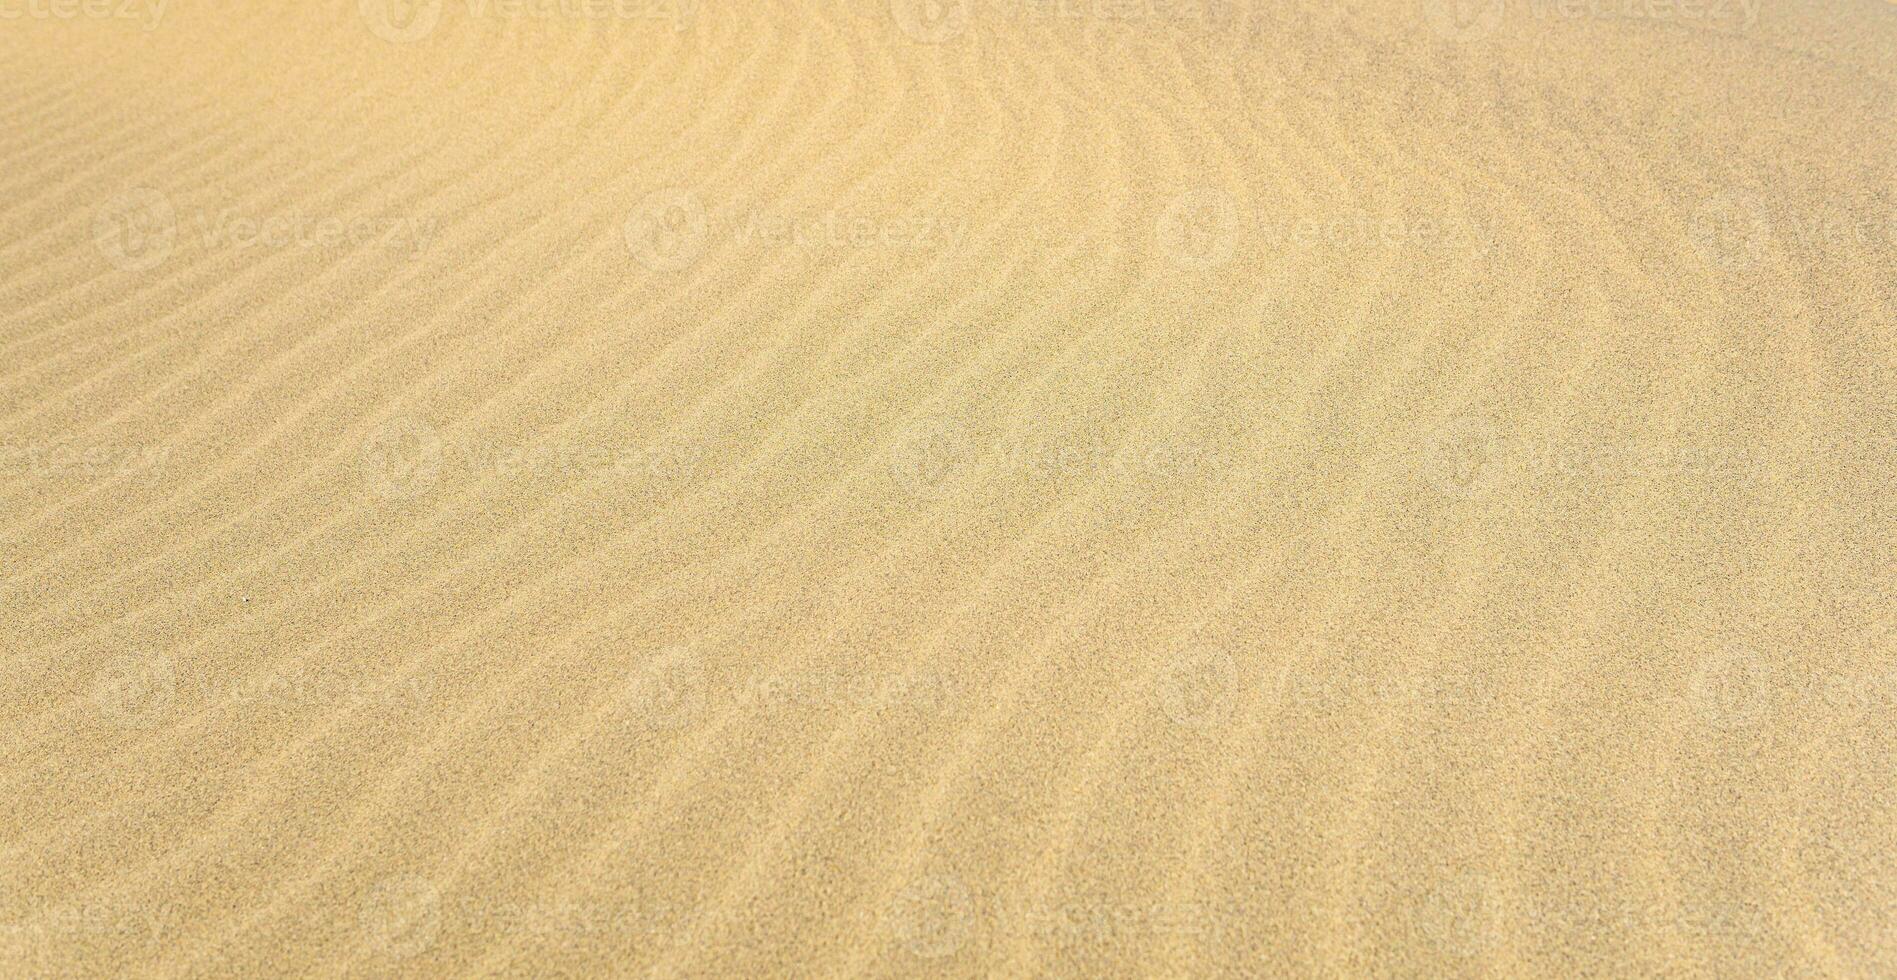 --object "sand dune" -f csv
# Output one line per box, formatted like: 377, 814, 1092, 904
1, 0, 1893, 975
